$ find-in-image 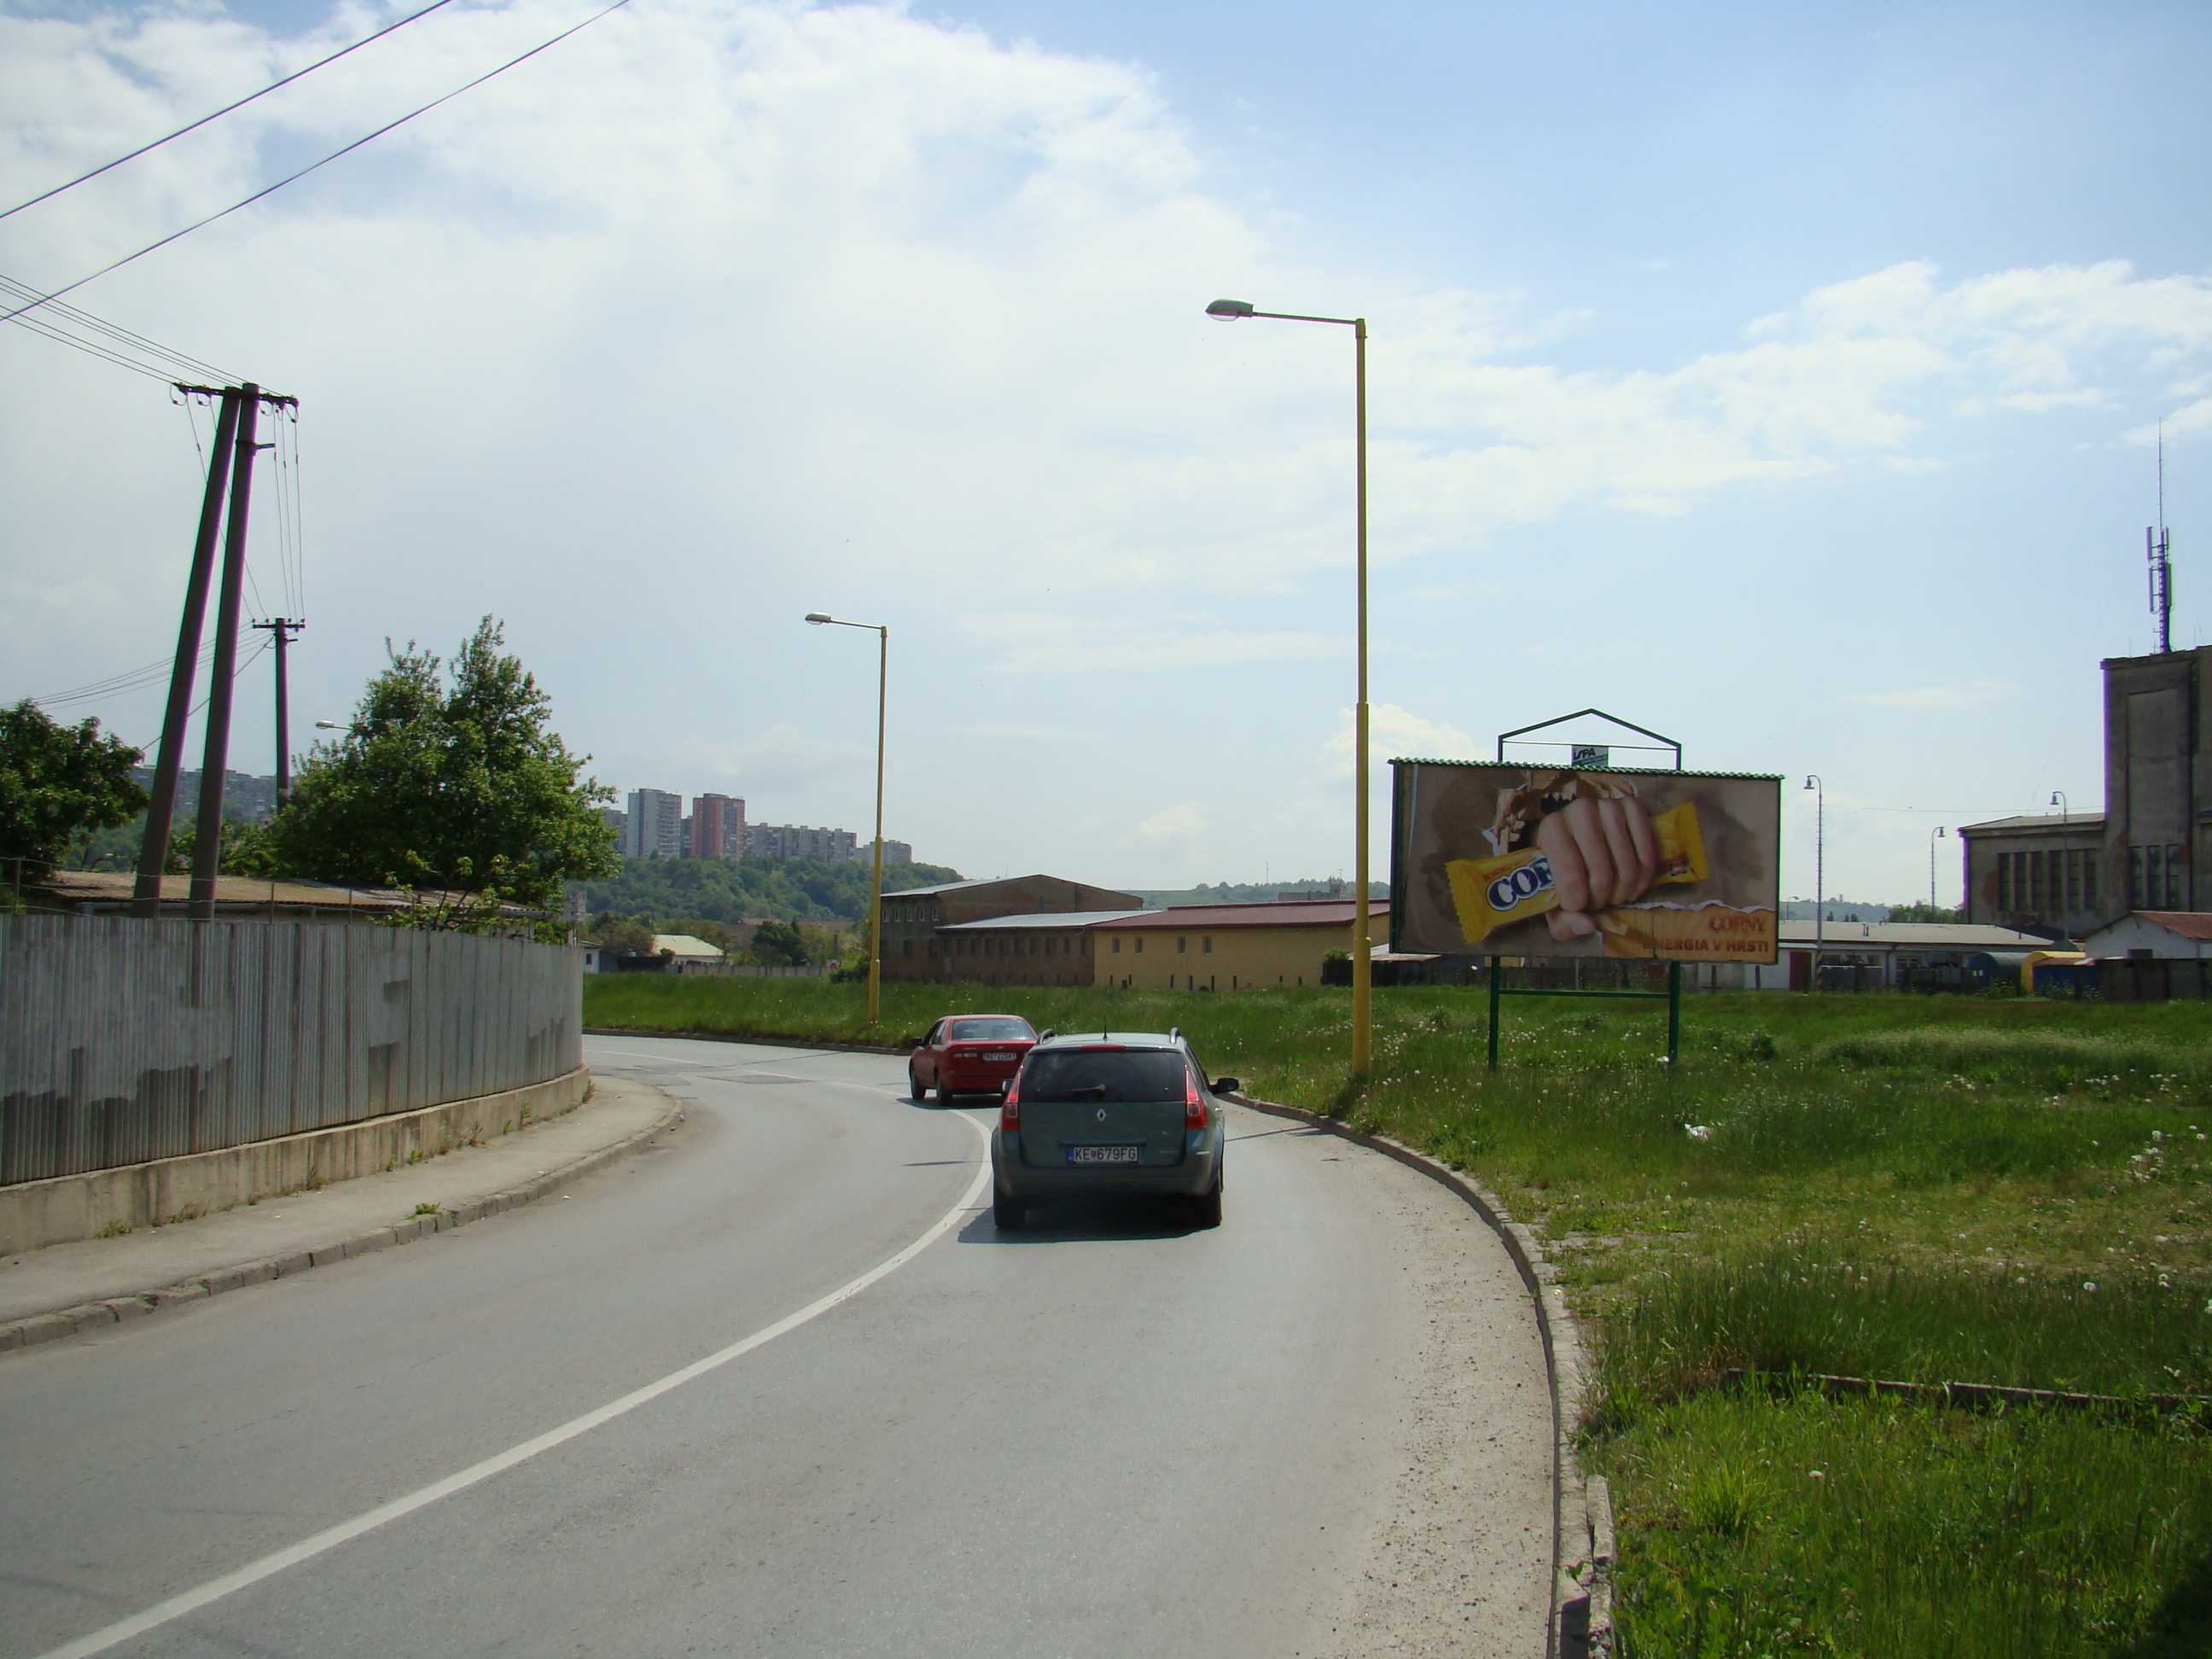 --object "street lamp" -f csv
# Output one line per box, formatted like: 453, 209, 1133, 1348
1930, 825, 1946, 910
806, 611, 889, 1025
2050, 789, 2068, 818
1803, 776, 1823, 991
1205, 295, 1372, 1074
